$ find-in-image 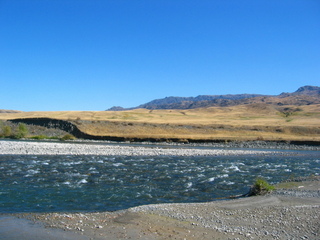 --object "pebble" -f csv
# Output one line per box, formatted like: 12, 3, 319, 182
130, 191, 320, 239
